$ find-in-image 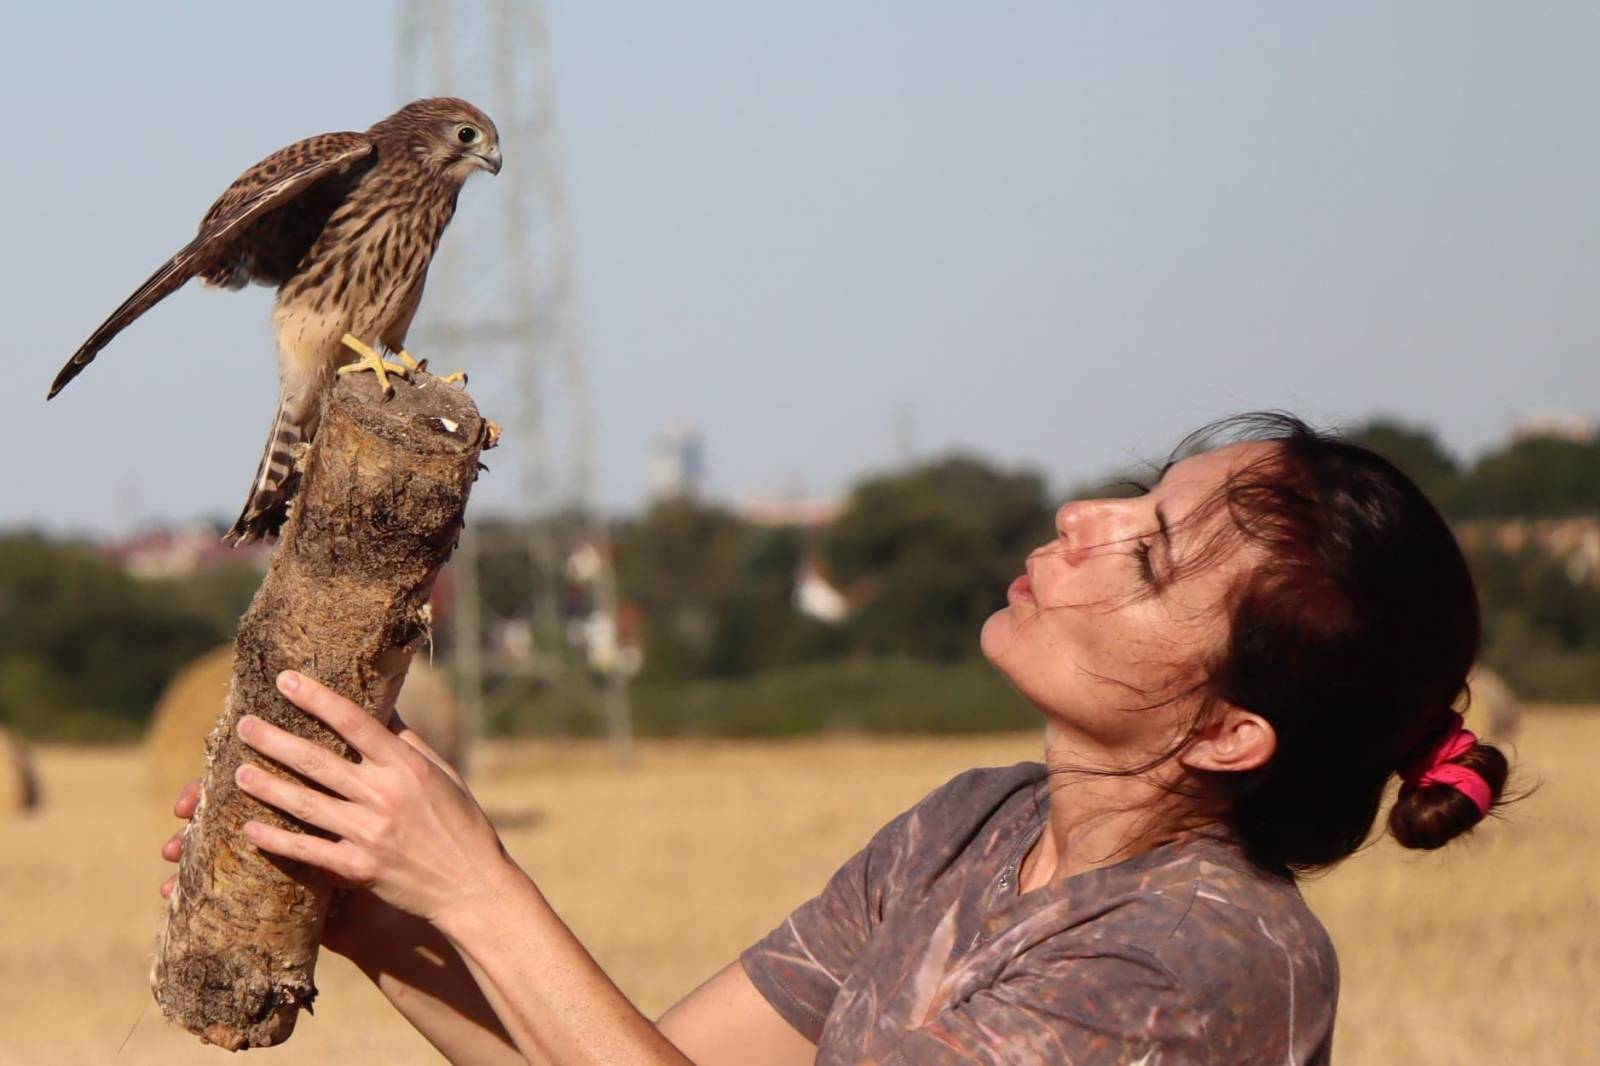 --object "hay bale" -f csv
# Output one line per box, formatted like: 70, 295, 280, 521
1466, 664, 1521, 741
146, 645, 471, 799
0, 725, 41, 814
392, 653, 472, 776
145, 646, 235, 800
